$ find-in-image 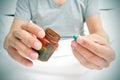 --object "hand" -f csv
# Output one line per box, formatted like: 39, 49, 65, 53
4, 23, 45, 66
71, 34, 115, 70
